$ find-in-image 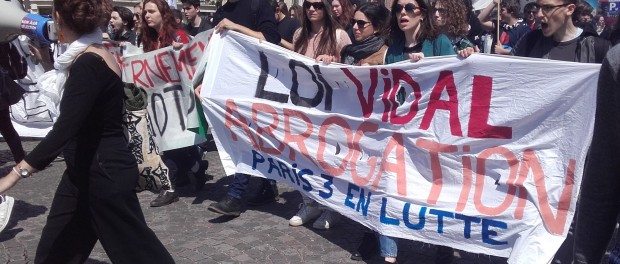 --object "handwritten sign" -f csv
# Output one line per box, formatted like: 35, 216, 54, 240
199, 31, 601, 263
